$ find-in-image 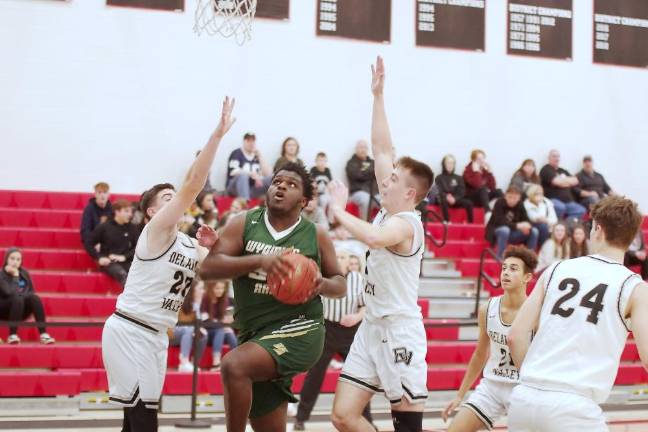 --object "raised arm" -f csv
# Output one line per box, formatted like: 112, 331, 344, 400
509, 272, 547, 368
370, 56, 395, 193
146, 97, 236, 254
442, 304, 490, 422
